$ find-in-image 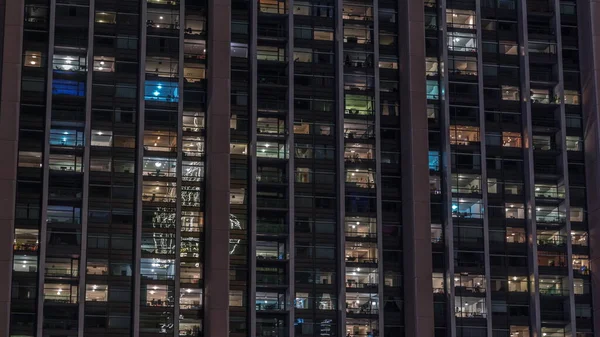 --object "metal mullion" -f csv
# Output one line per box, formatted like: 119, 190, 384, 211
132, 0, 148, 335
372, 0, 384, 333
334, 0, 347, 332
248, 0, 258, 334
36, 0, 56, 334
286, 0, 296, 335
551, 0, 577, 332
473, 1, 492, 336
174, 1, 186, 336
77, 0, 96, 334
516, 1, 541, 335
438, 0, 456, 334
